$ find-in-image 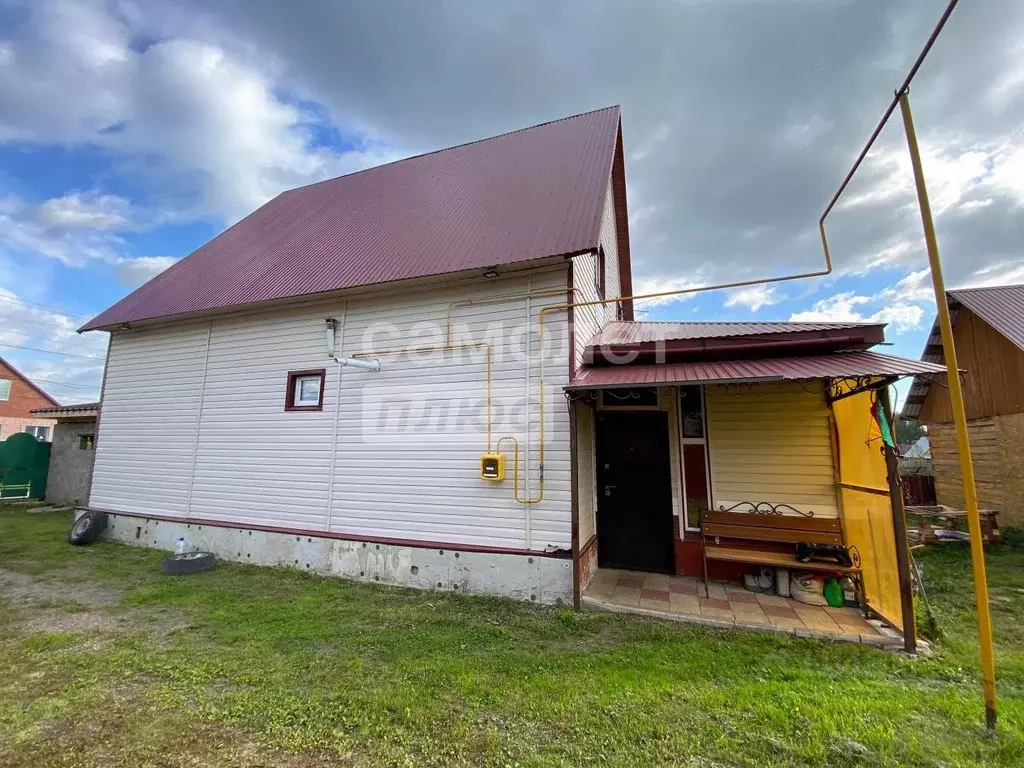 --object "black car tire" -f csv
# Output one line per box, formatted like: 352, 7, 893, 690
68, 510, 107, 545
161, 552, 216, 575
